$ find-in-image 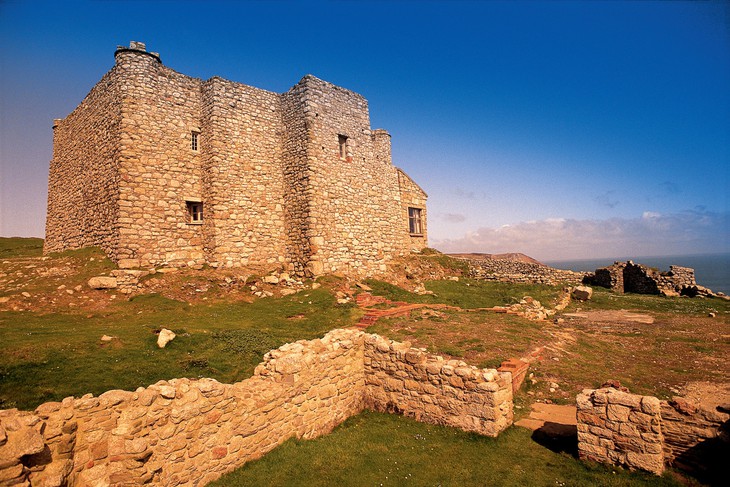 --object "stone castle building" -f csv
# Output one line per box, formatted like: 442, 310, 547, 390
45, 41, 427, 276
